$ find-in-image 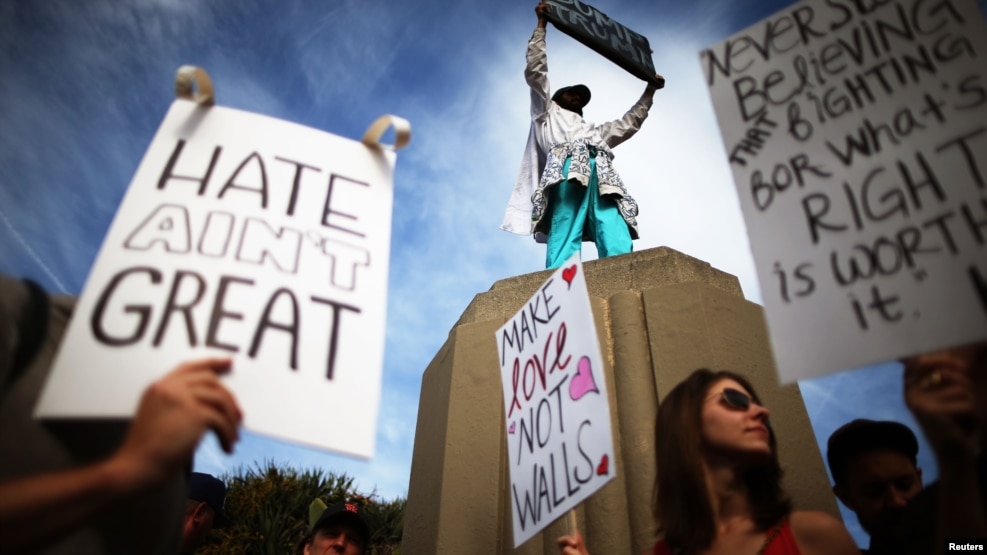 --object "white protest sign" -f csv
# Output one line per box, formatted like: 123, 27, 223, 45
496, 255, 616, 548
702, 0, 987, 382
36, 68, 410, 458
